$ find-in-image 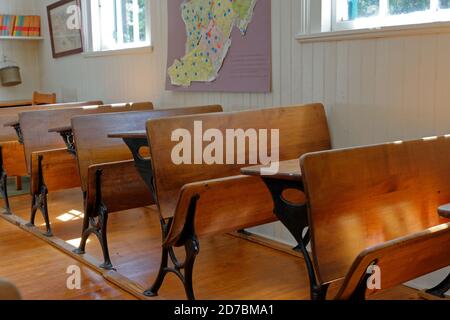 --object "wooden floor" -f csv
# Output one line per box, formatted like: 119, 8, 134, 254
0, 218, 133, 300
0, 188, 422, 300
